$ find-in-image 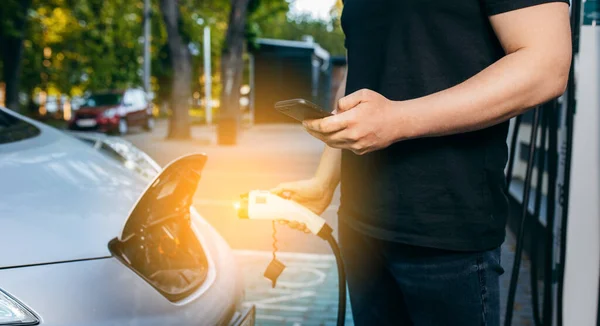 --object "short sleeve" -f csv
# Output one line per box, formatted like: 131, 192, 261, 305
483, 0, 570, 16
